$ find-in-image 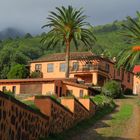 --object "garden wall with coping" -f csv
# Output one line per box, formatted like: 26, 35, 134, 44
0, 91, 49, 140
61, 98, 90, 123
0, 92, 97, 140
78, 98, 96, 116
34, 96, 74, 134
